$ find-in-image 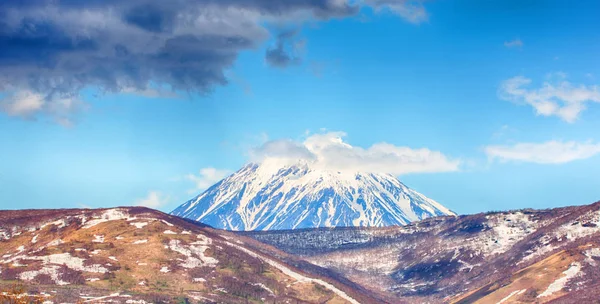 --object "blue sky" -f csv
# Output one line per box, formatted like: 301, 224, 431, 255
1, 0, 599, 215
